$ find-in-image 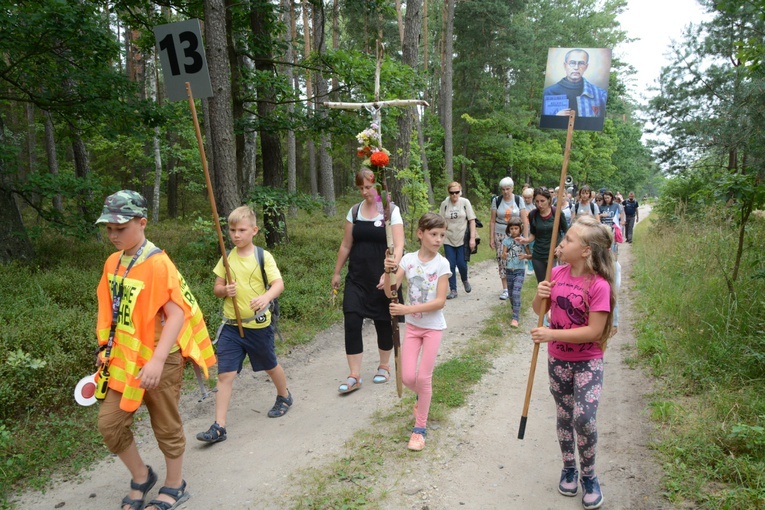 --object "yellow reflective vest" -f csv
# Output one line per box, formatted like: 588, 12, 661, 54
96, 246, 216, 412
